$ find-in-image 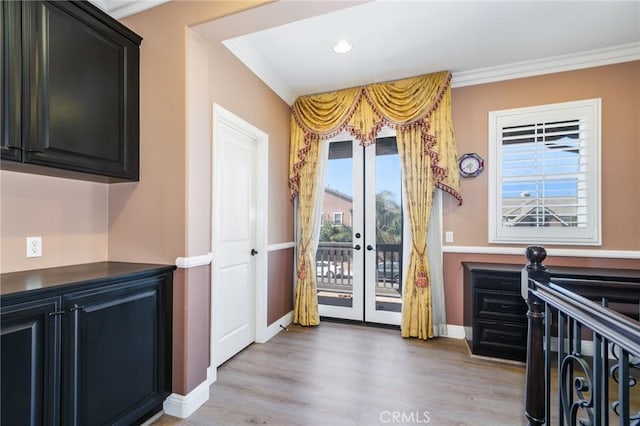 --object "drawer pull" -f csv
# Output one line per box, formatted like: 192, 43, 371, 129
500, 305, 511, 310
69, 304, 84, 312
500, 281, 513, 286
48, 310, 65, 317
